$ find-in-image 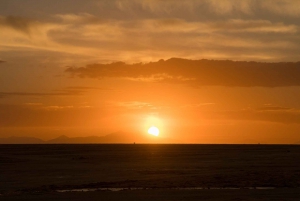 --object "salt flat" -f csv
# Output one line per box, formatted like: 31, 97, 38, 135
1, 144, 300, 200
